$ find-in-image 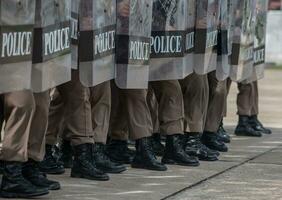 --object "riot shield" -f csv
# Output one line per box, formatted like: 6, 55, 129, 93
79, 0, 116, 87
148, 0, 189, 81
216, 0, 233, 81
0, 0, 35, 94
194, 0, 220, 75
115, 0, 153, 89
31, 0, 71, 92
246, 0, 269, 83
184, 0, 196, 76
230, 0, 256, 82
71, 0, 79, 70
